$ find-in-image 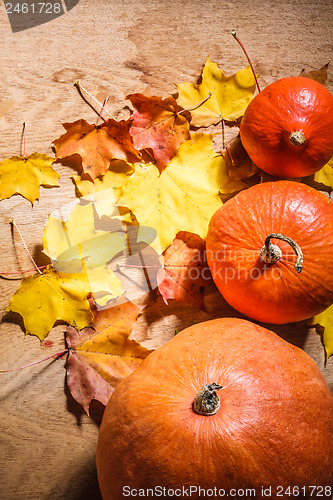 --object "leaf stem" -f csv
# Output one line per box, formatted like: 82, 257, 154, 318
0, 265, 47, 276
96, 96, 110, 127
116, 263, 160, 270
21, 122, 27, 158
221, 118, 227, 150
0, 349, 68, 373
74, 81, 116, 120
11, 220, 43, 275
232, 30, 261, 93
